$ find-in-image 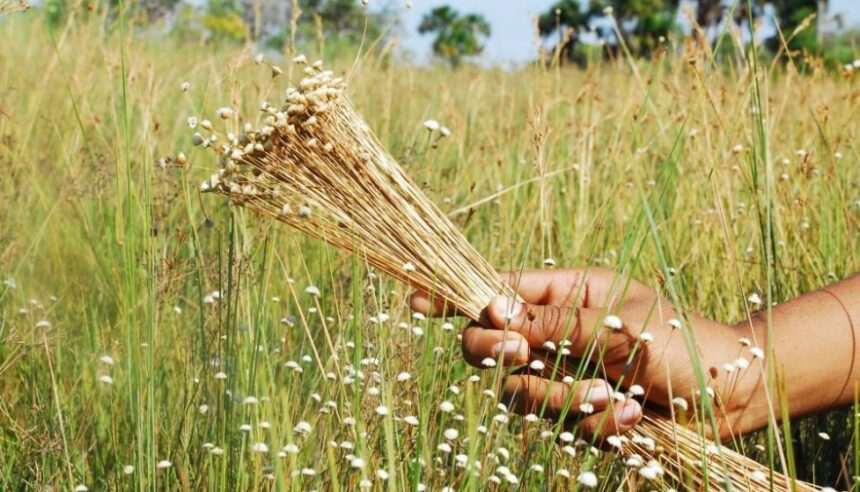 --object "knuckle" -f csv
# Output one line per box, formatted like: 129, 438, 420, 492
537, 305, 569, 342
502, 375, 527, 399
460, 329, 486, 365
502, 376, 529, 410
580, 416, 601, 438
547, 382, 568, 412
603, 329, 637, 364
